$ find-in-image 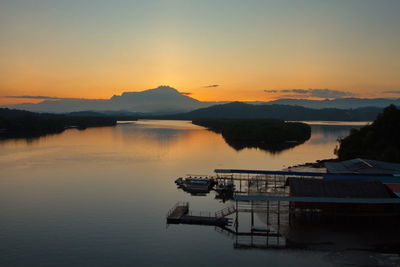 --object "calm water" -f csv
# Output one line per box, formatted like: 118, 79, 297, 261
2, 120, 396, 266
